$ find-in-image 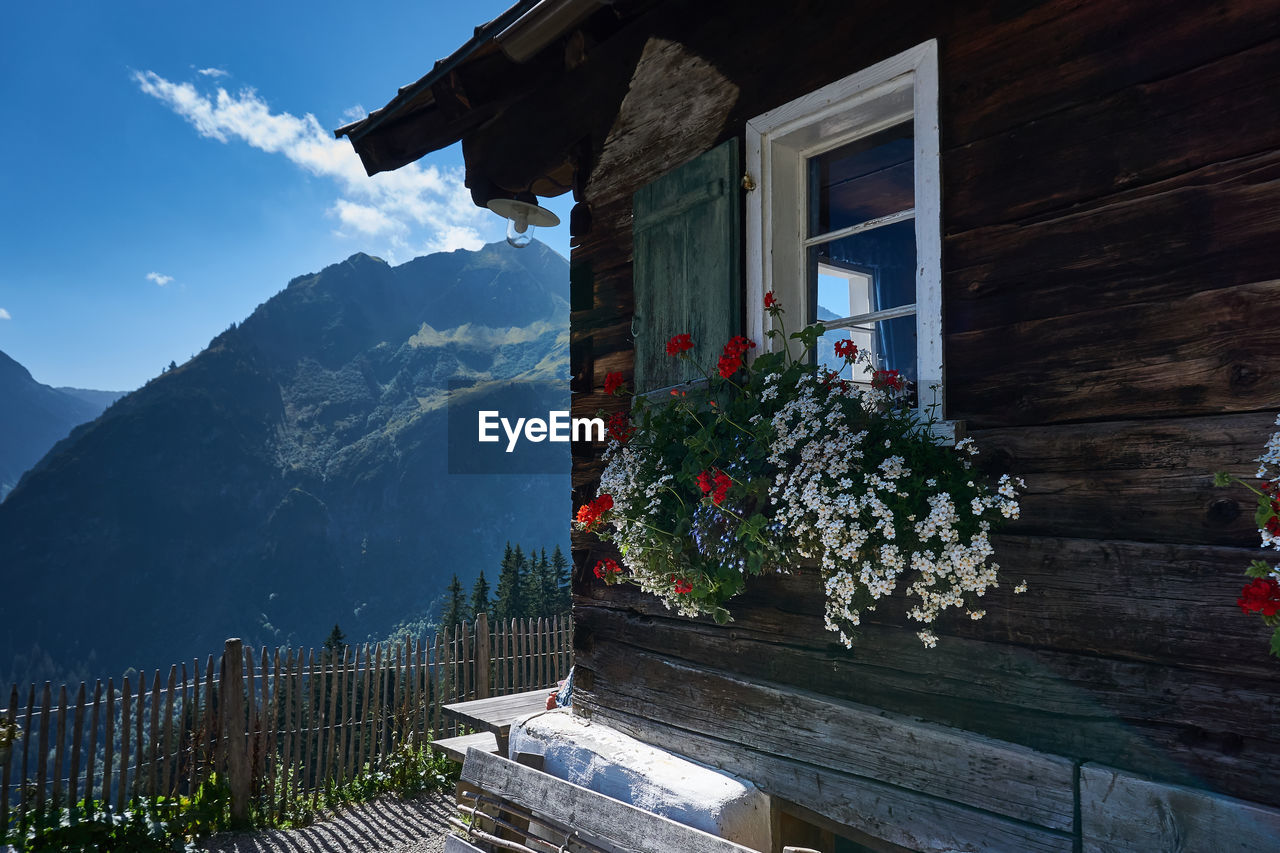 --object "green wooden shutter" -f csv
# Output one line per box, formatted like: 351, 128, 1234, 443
632, 139, 741, 393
